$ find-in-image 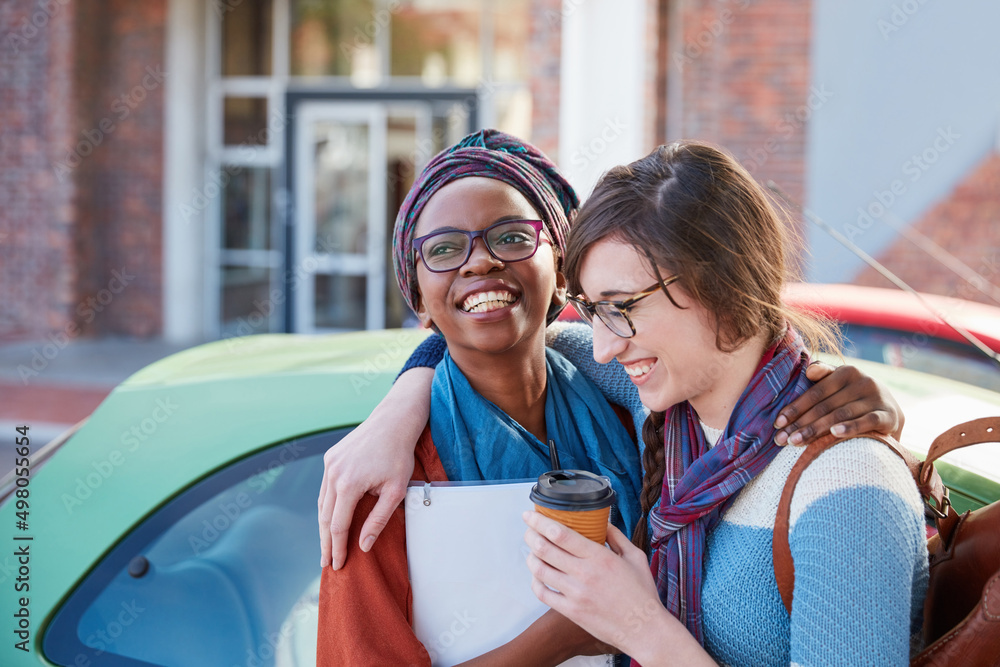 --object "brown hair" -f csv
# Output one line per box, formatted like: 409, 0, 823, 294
562, 141, 839, 551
